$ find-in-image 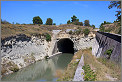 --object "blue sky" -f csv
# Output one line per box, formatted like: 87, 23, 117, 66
1, 1, 119, 28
